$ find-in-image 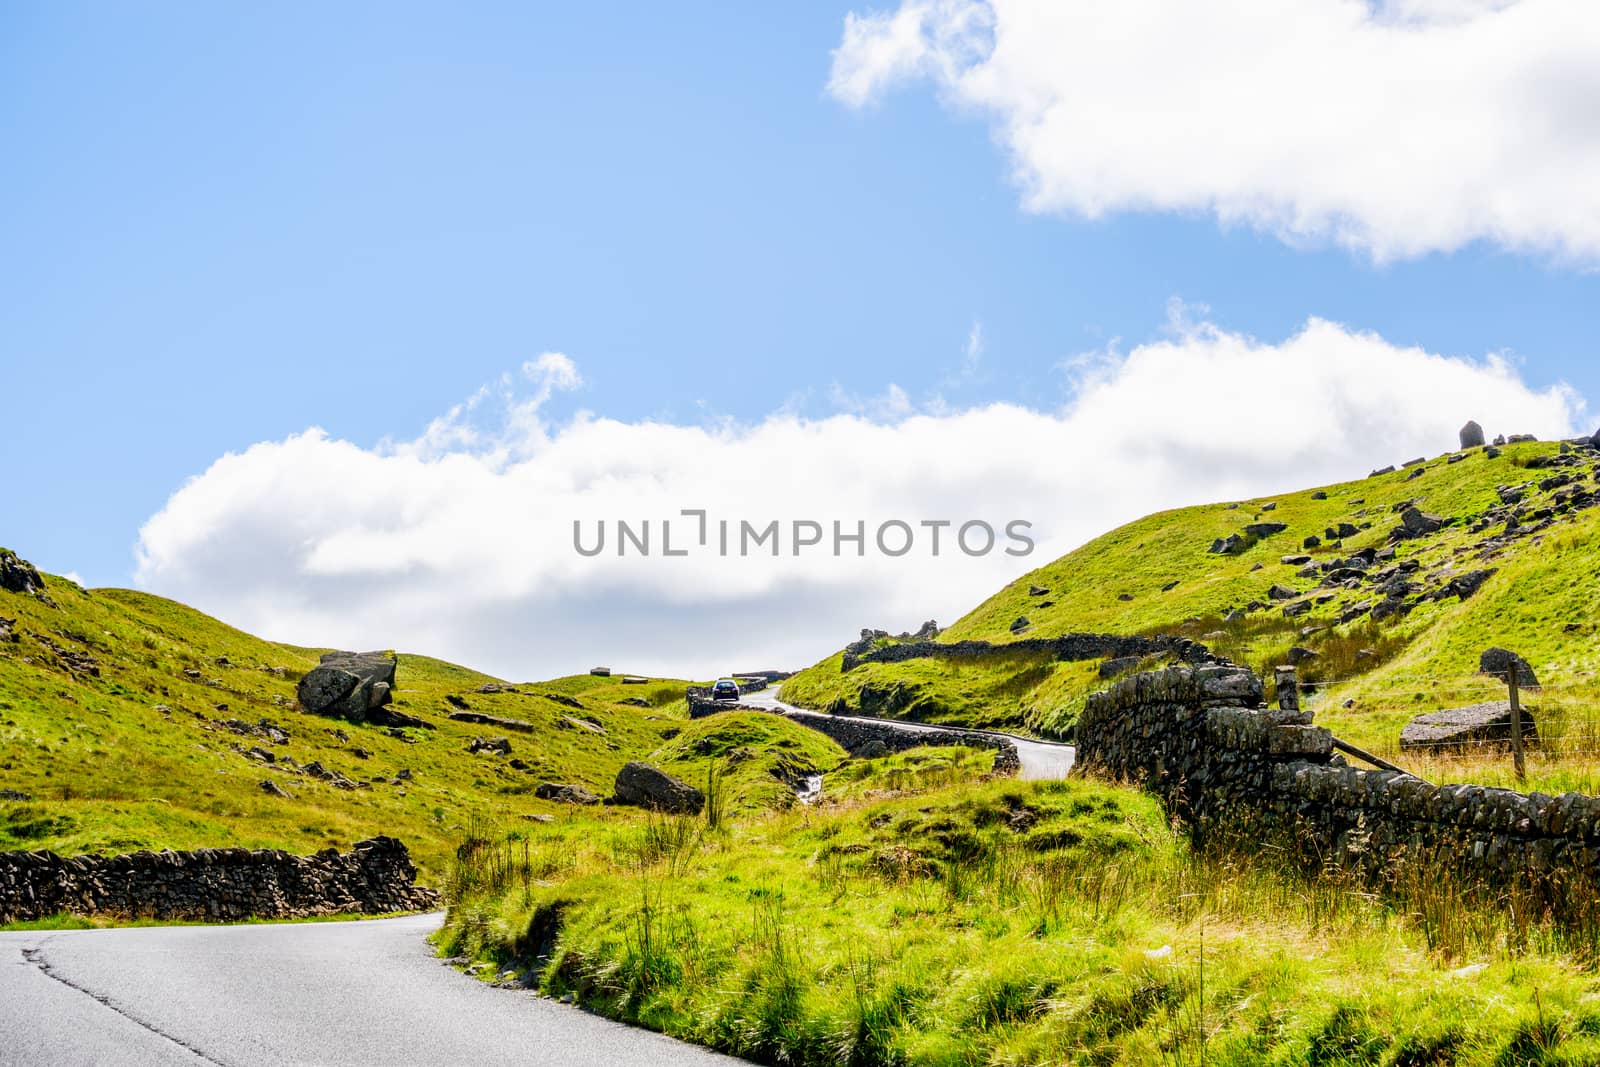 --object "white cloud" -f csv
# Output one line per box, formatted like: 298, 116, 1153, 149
136, 320, 1581, 681
828, 0, 1600, 262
